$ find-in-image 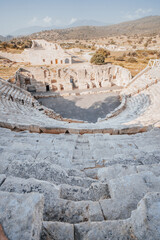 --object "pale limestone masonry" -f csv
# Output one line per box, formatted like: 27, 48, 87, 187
0, 127, 160, 239
0, 60, 160, 133
0, 60, 160, 239
15, 64, 132, 93
0, 190, 44, 240
0, 39, 72, 65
